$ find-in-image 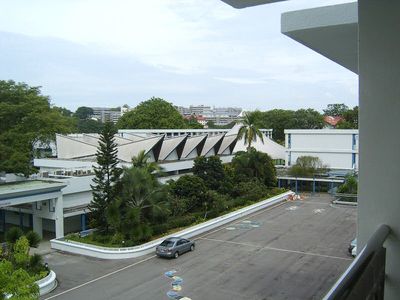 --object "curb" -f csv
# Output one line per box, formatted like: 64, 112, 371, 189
37, 270, 57, 296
